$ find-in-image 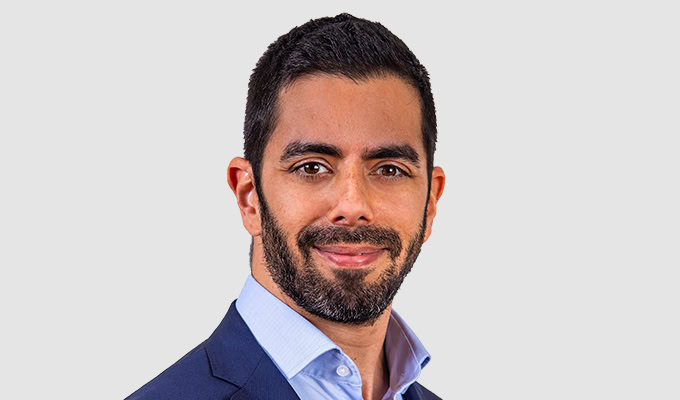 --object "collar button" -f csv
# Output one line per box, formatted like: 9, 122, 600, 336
336, 365, 350, 377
